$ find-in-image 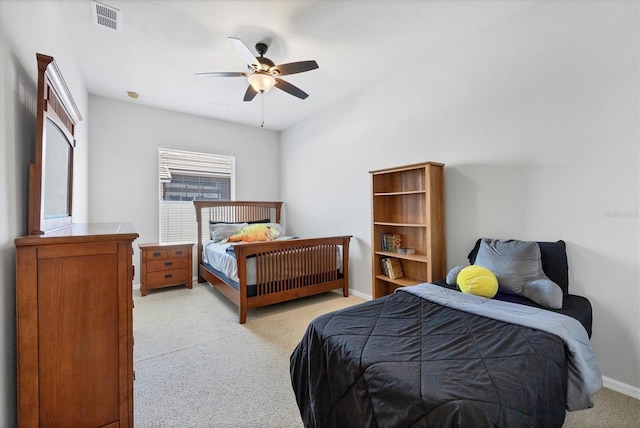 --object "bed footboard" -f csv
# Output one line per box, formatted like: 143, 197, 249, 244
194, 200, 351, 323
230, 236, 350, 323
